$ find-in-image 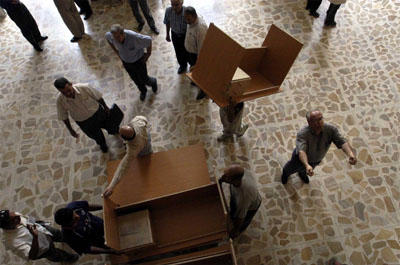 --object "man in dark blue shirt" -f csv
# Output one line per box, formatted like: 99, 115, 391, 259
54, 201, 120, 255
